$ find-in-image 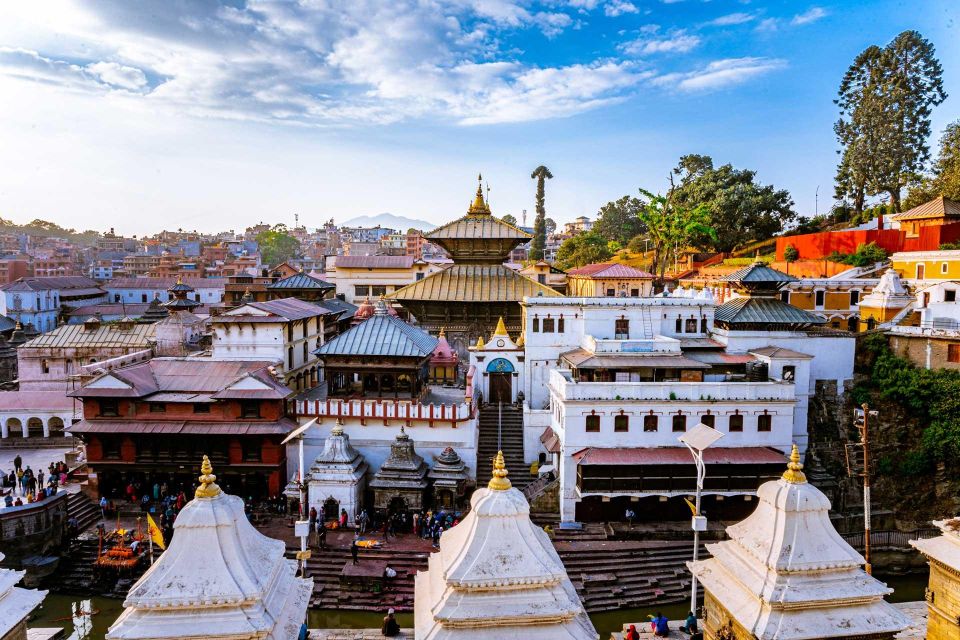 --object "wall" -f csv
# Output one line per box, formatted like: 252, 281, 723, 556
926, 559, 960, 640
892, 250, 960, 282
888, 332, 960, 371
